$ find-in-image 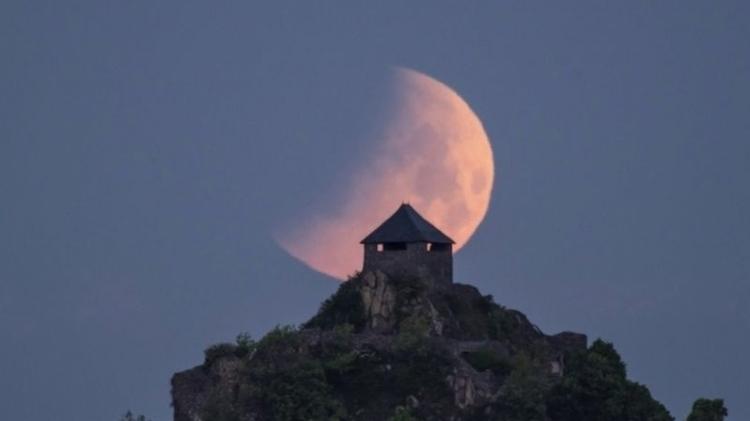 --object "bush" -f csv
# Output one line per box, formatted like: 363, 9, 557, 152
488, 308, 516, 340
205, 325, 347, 421
260, 360, 347, 421
203, 333, 258, 366
394, 315, 431, 355
462, 348, 512, 376
257, 325, 299, 348
687, 398, 728, 421
443, 289, 502, 340
204, 343, 239, 366
235, 332, 257, 358
305, 281, 366, 331
494, 355, 550, 421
